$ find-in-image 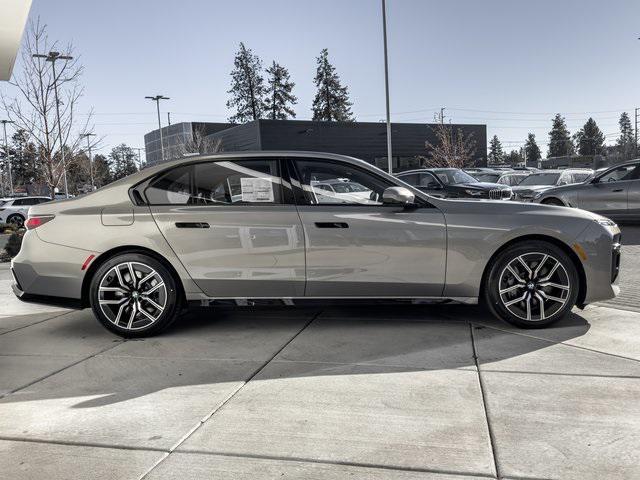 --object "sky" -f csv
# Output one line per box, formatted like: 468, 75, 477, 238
4, 0, 640, 161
